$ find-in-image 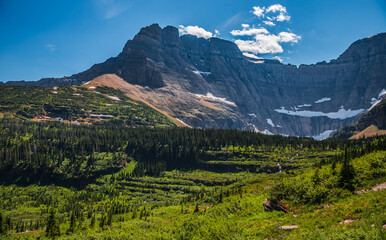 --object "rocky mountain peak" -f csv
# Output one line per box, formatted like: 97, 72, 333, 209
336, 33, 386, 63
